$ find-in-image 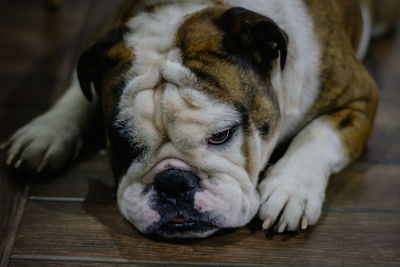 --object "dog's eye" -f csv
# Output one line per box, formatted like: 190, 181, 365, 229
208, 129, 230, 145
